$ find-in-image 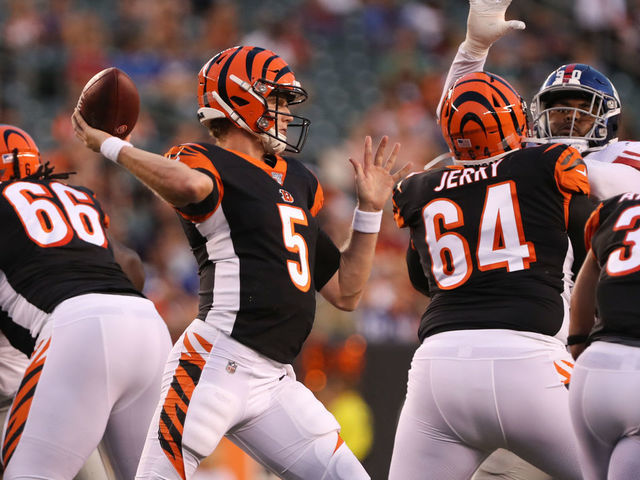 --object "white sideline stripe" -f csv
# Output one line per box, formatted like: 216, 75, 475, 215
196, 208, 240, 335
